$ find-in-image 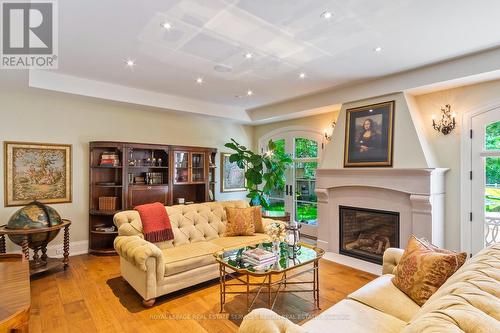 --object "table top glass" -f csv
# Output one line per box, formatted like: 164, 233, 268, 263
214, 242, 324, 275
